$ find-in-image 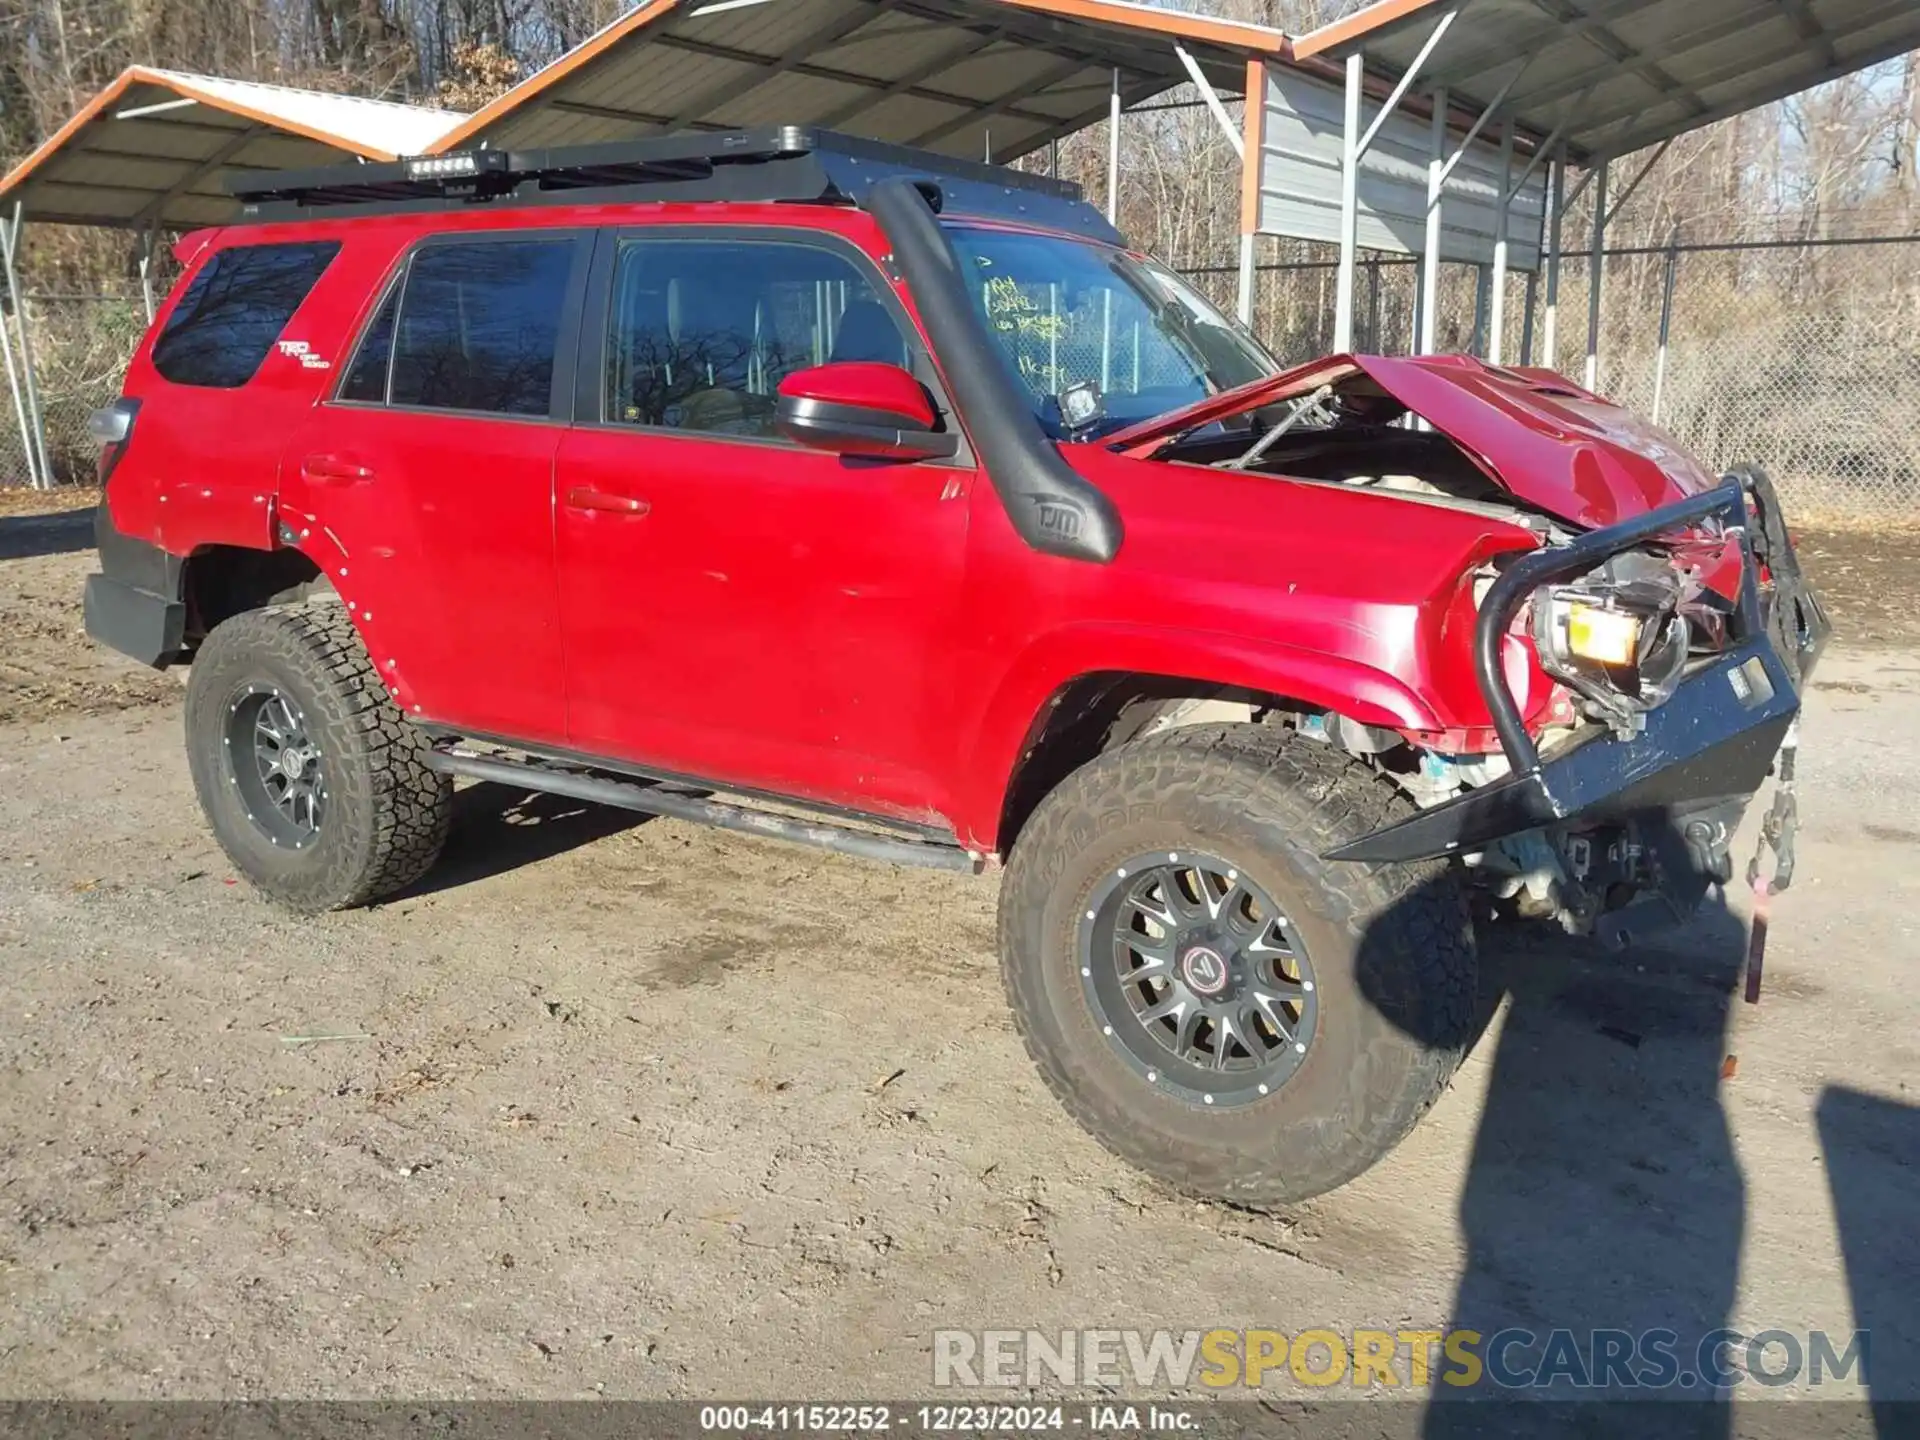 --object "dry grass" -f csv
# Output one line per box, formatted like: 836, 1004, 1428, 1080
0, 483, 99, 517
